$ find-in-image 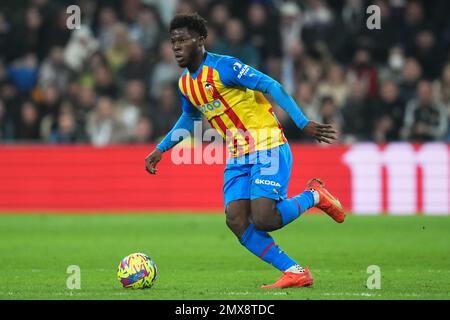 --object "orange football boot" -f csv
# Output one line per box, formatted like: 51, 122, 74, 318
306, 178, 345, 223
261, 266, 313, 289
